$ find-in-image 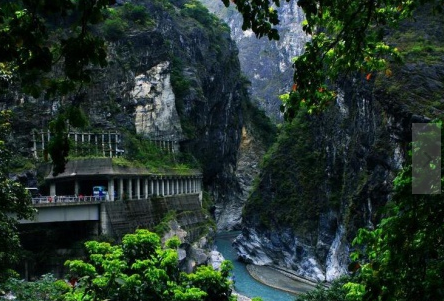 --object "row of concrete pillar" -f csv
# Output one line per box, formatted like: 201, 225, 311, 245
32, 131, 122, 159
50, 176, 202, 202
